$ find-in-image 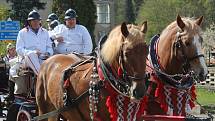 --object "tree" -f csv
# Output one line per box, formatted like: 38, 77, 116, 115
136, 0, 209, 42
52, 0, 74, 21
125, 0, 135, 23
133, 0, 144, 20
0, 5, 9, 20
52, 0, 97, 48
114, 0, 126, 25
115, 0, 144, 24
6, 0, 46, 27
